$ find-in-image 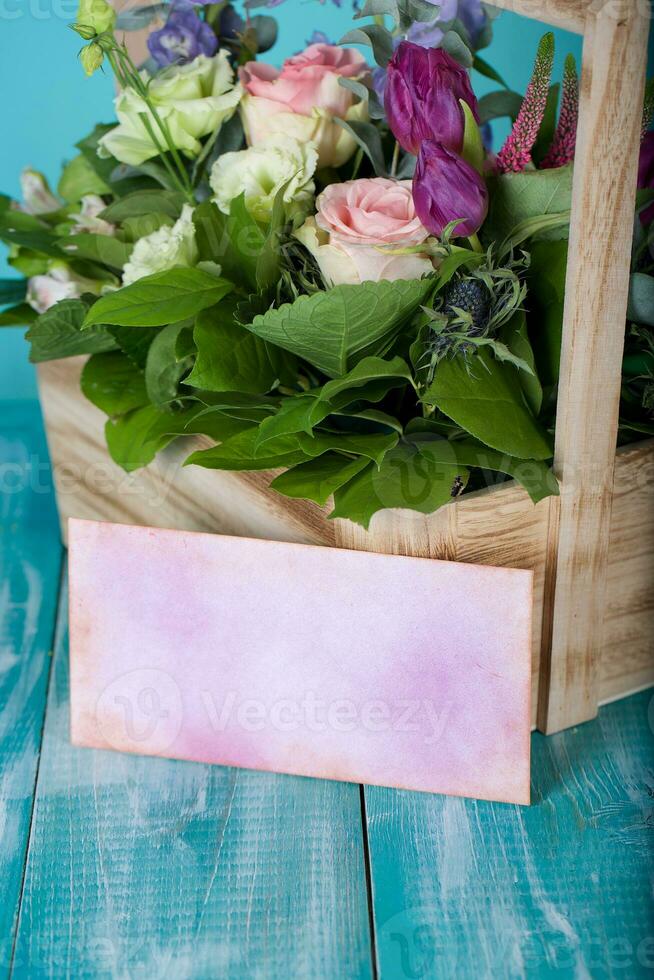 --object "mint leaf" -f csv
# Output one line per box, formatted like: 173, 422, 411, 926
243, 278, 433, 378
424, 348, 553, 460
81, 352, 148, 416
83, 269, 233, 328
186, 302, 278, 394
26, 299, 117, 362
185, 427, 310, 471
269, 453, 370, 507
145, 321, 194, 409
